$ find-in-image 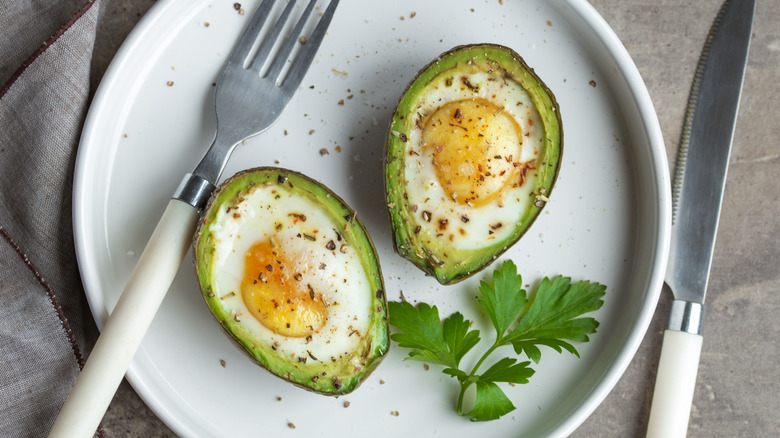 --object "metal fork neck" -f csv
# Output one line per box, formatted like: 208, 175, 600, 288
192, 132, 238, 183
